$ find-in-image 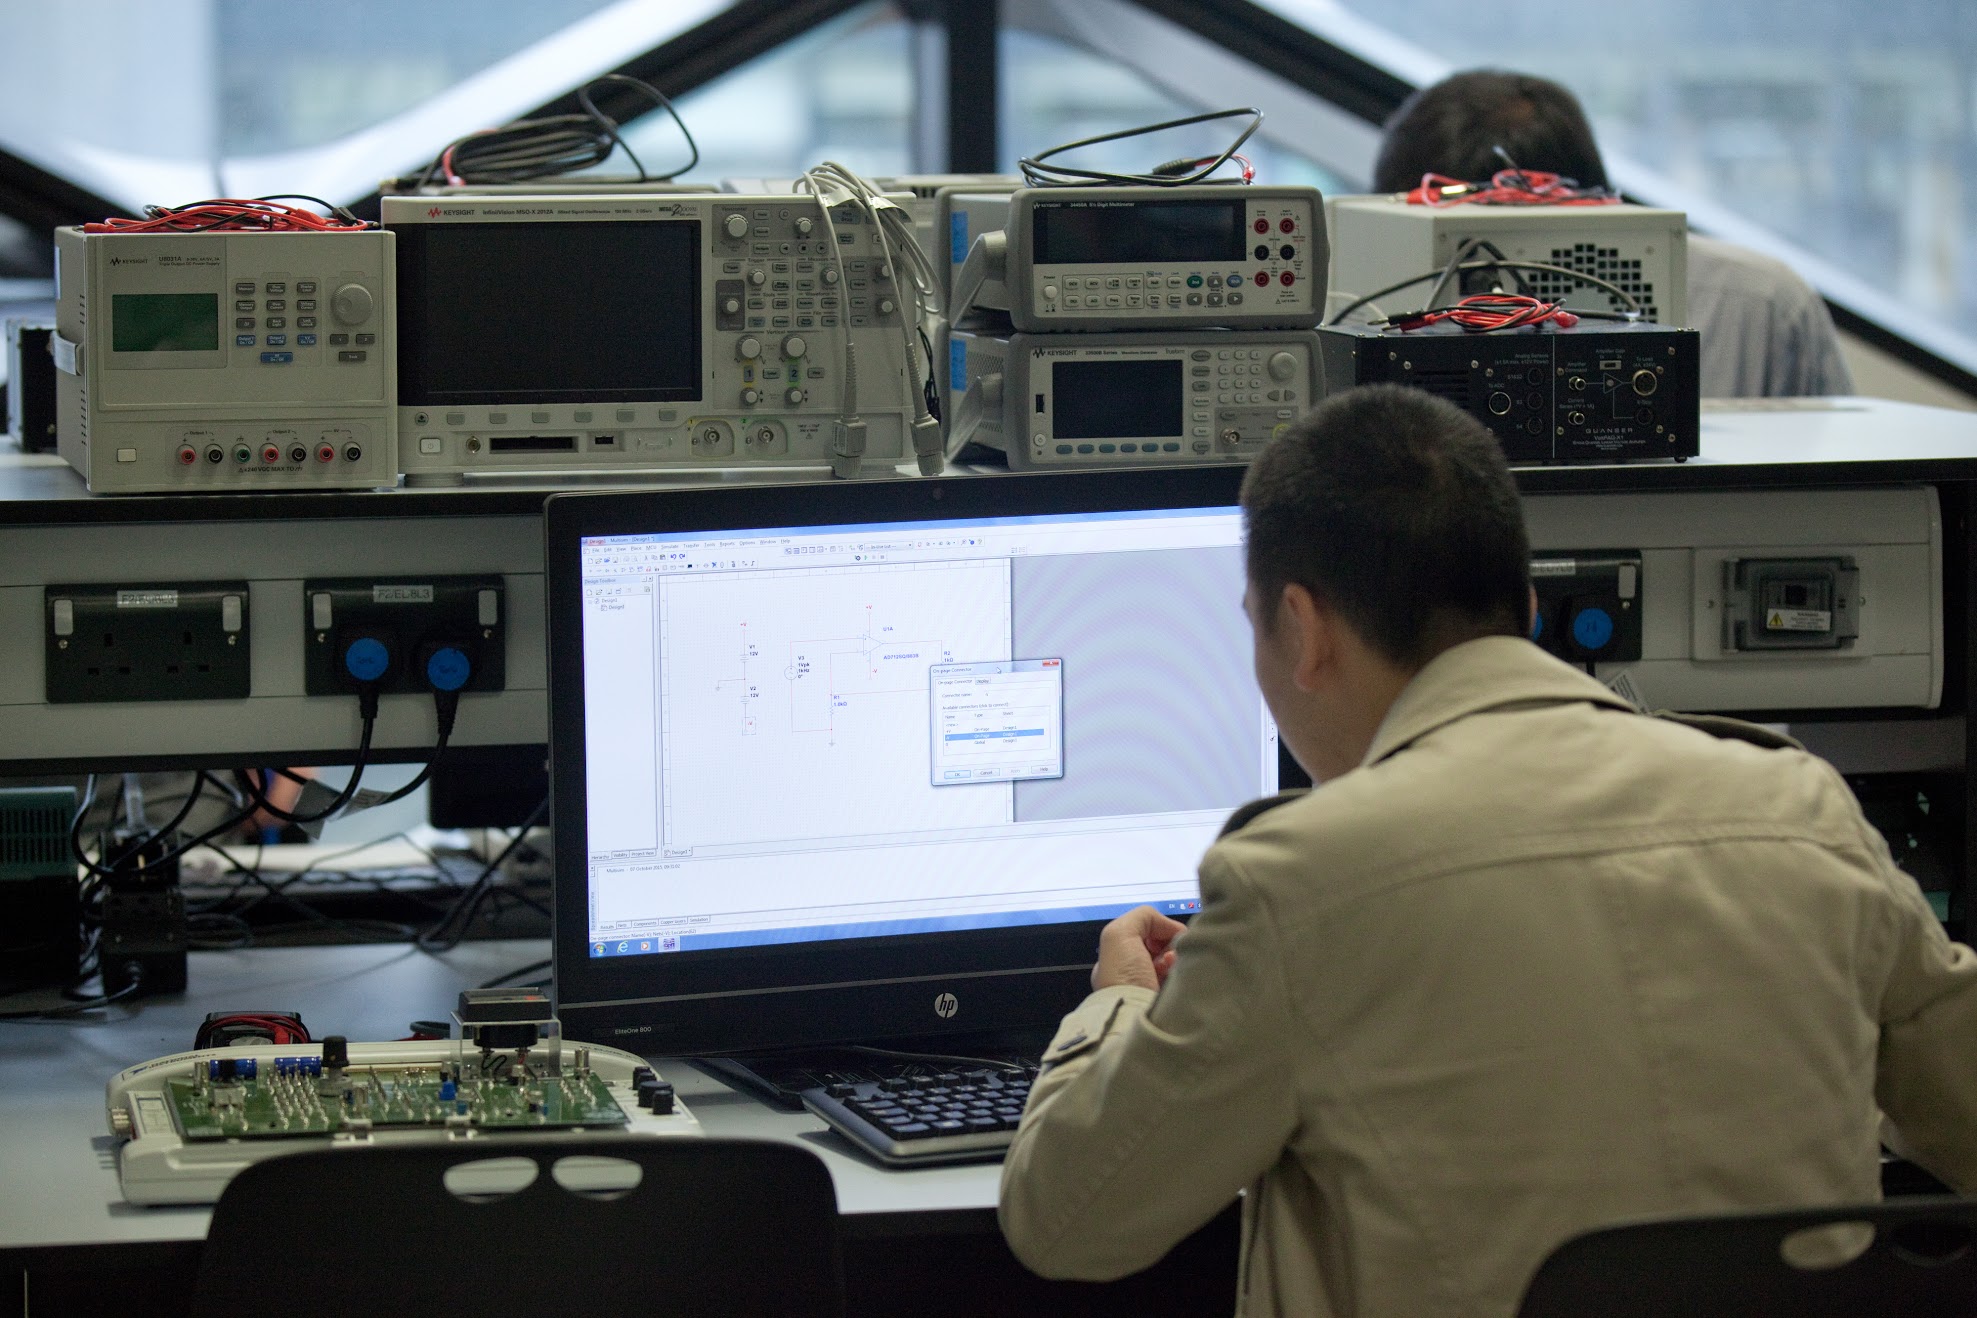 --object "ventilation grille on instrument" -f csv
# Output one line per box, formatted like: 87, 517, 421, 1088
1525, 243, 1658, 322
1403, 368, 1471, 408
